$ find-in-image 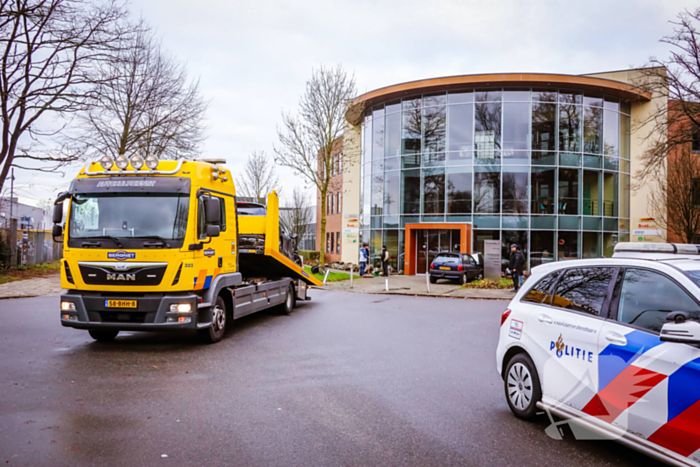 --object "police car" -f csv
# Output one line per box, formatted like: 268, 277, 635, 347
496, 243, 700, 466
